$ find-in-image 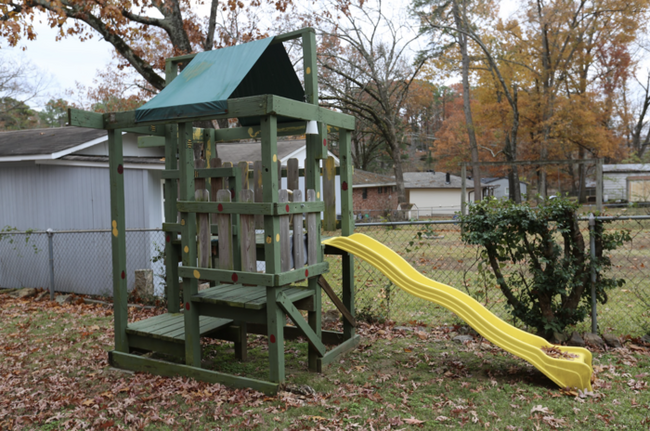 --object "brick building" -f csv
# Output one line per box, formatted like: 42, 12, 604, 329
352, 170, 398, 220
